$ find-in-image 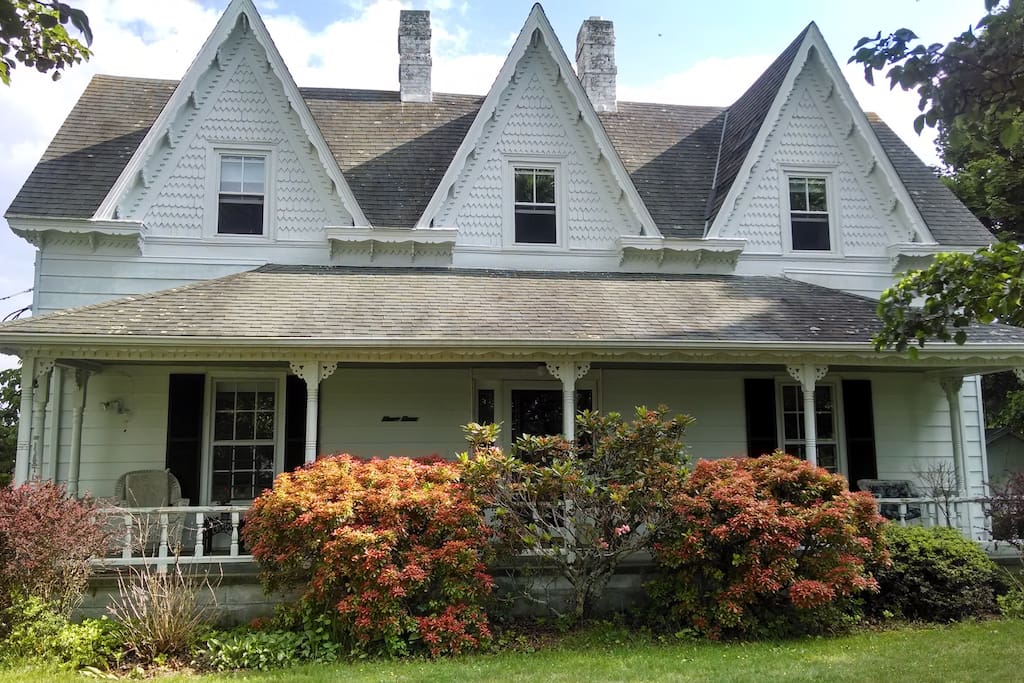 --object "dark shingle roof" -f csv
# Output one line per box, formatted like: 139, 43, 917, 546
3, 265, 1024, 347
706, 25, 810, 225
867, 114, 992, 246
5, 28, 993, 246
